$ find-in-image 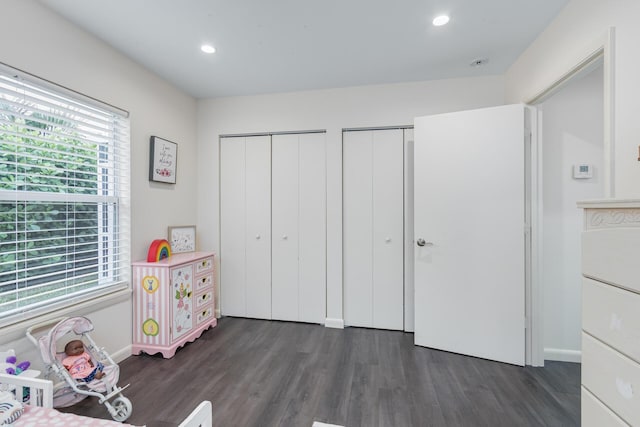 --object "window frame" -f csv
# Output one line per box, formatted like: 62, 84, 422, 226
0, 63, 131, 327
